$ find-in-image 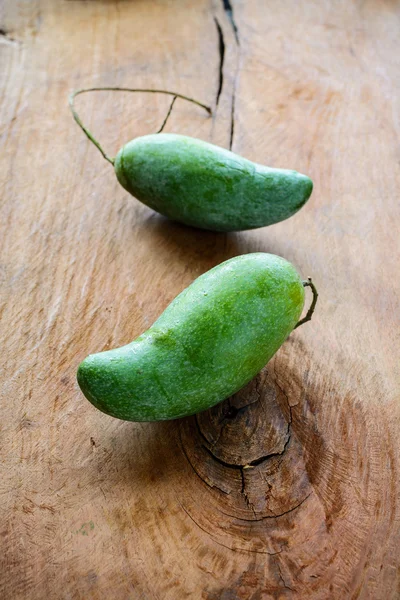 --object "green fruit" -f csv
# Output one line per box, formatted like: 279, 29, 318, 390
77, 253, 306, 422
114, 134, 313, 232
